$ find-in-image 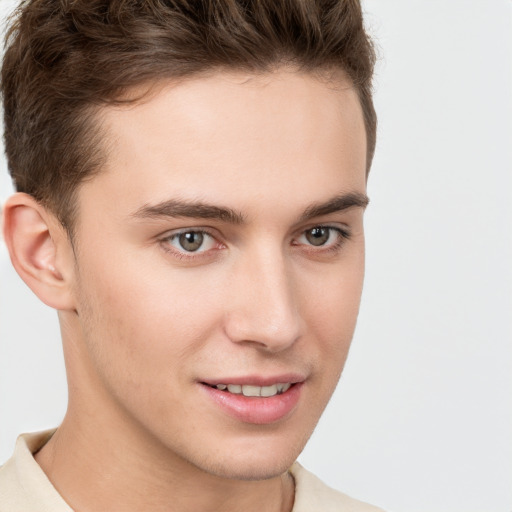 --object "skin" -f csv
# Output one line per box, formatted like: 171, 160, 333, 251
3, 68, 367, 512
